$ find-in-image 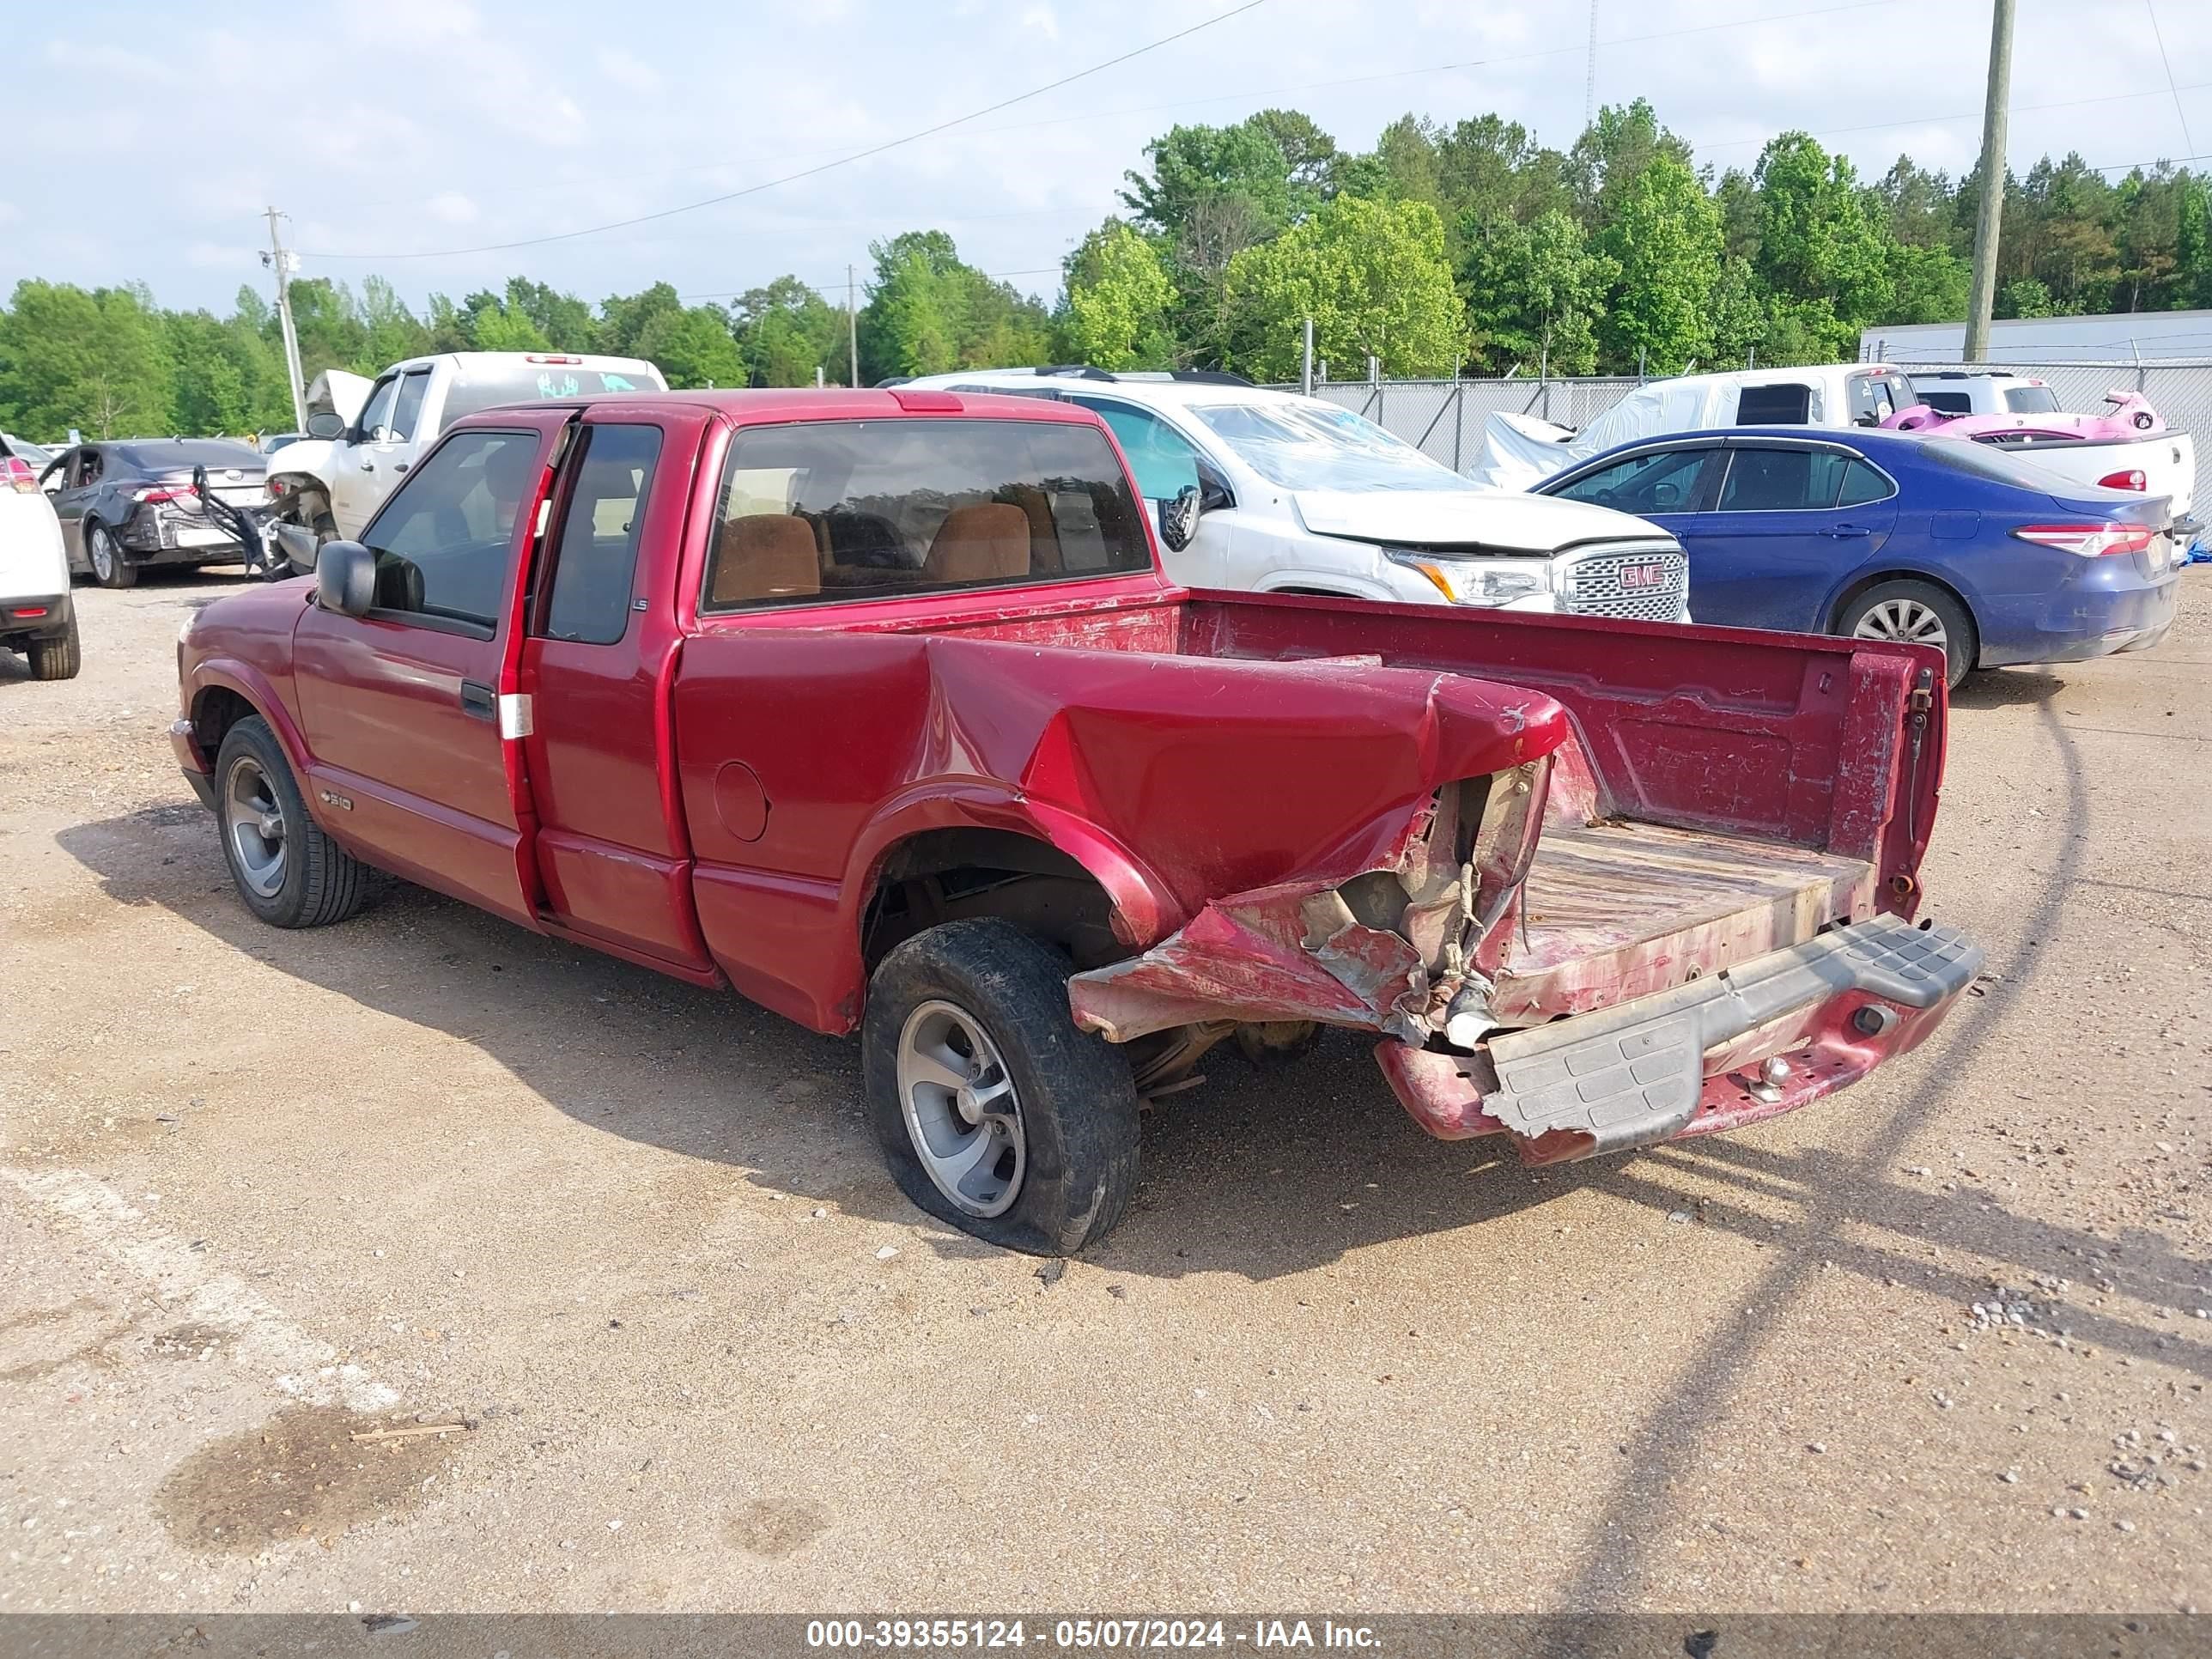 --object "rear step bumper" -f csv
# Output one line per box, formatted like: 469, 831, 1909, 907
1376, 914, 1984, 1162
